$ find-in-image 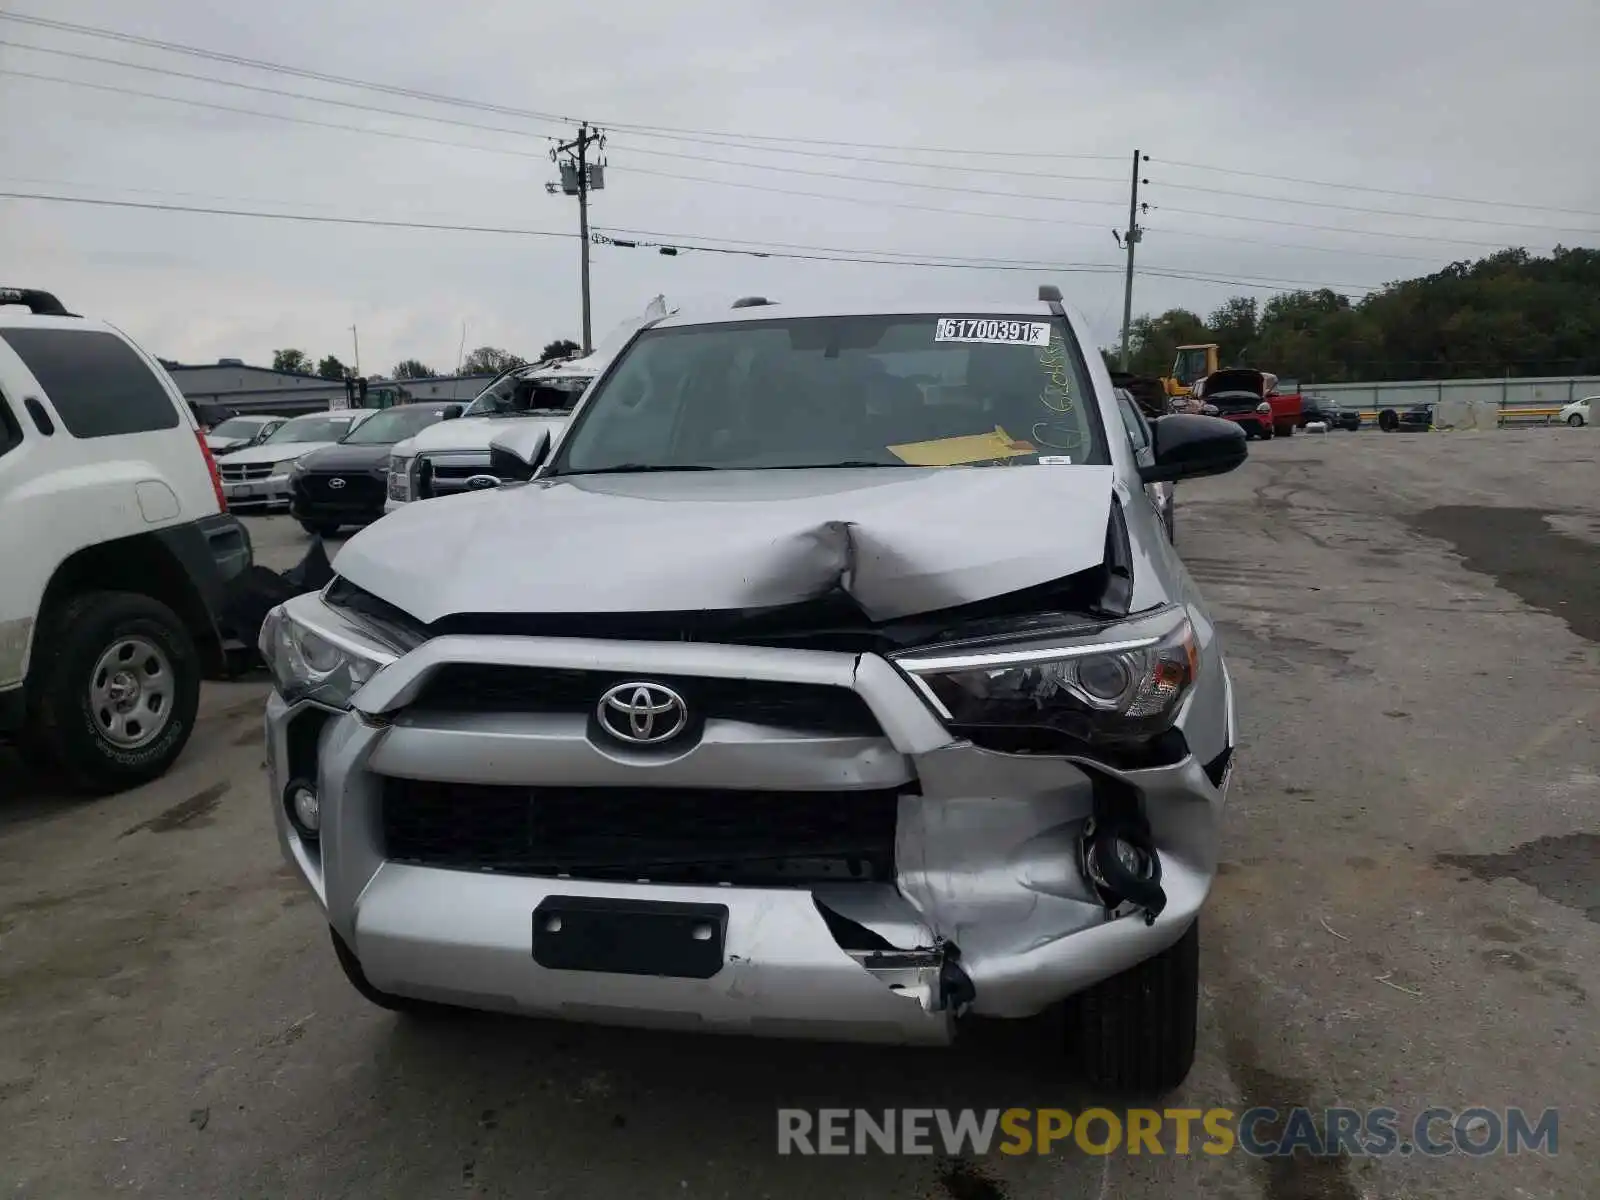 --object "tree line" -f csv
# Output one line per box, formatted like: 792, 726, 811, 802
1109, 247, 1600, 383
266, 339, 583, 381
